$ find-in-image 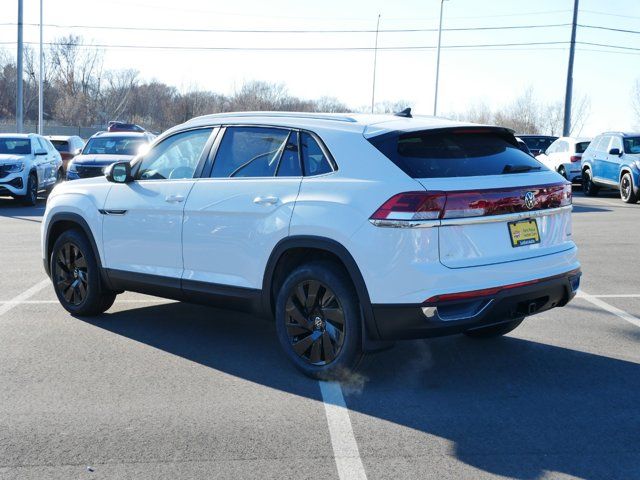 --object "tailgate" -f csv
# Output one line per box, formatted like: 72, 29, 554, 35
417, 172, 574, 269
